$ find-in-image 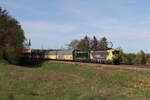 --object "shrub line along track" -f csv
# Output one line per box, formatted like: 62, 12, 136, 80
49, 60, 150, 72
